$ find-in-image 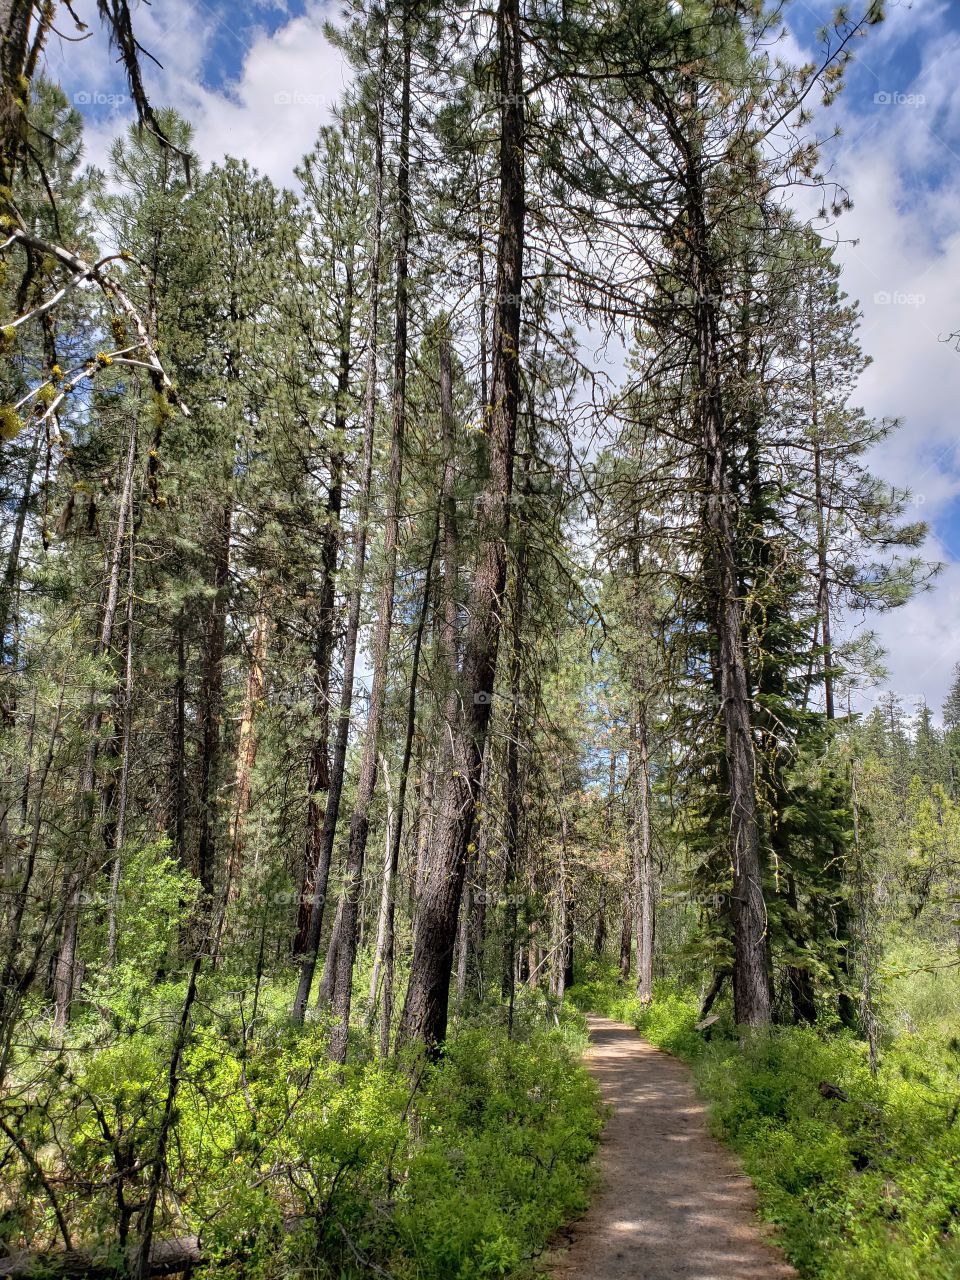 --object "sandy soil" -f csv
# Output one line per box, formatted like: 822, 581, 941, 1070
549, 1015, 797, 1280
